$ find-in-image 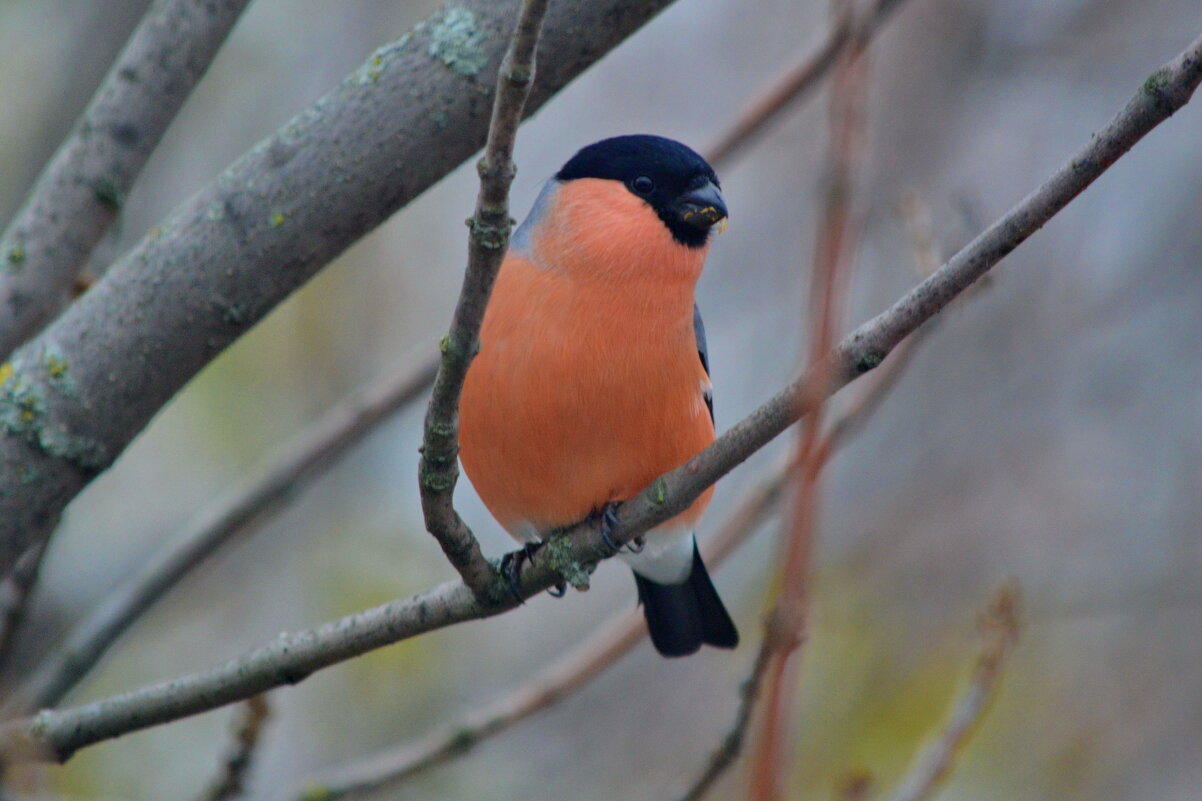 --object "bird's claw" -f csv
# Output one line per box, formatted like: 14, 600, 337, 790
501, 541, 567, 601
499, 550, 527, 605
597, 503, 644, 554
